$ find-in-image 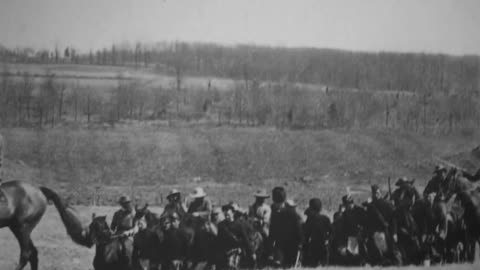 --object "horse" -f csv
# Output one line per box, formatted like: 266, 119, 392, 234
439, 169, 480, 262
424, 168, 480, 262
40, 186, 143, 269
89, 214, 136, 270
0, 181, 49, 270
